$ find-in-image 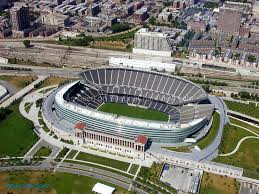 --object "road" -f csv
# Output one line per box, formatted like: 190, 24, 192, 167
0, 163, 148, 194
0, 75, 47, 108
